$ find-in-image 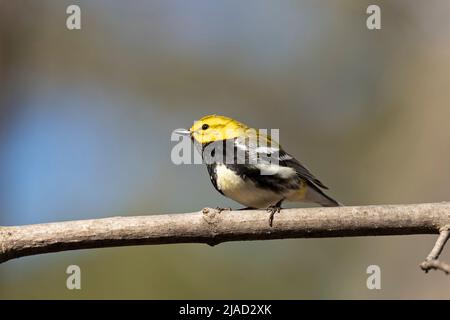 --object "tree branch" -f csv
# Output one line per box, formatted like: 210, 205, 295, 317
1, 203, 450, 271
